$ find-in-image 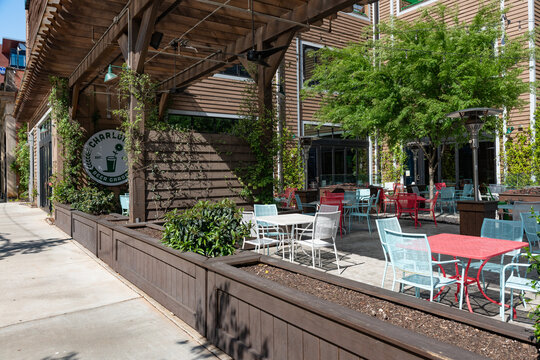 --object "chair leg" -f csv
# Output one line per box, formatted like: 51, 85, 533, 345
381, 262, 388, 288
311, 246, 316, 269
333, 243, 340, 273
